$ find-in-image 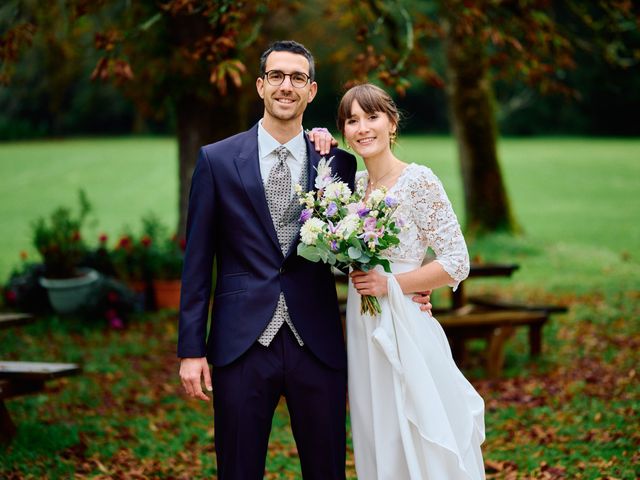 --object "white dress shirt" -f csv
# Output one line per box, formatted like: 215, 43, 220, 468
257, 120, 306, 196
